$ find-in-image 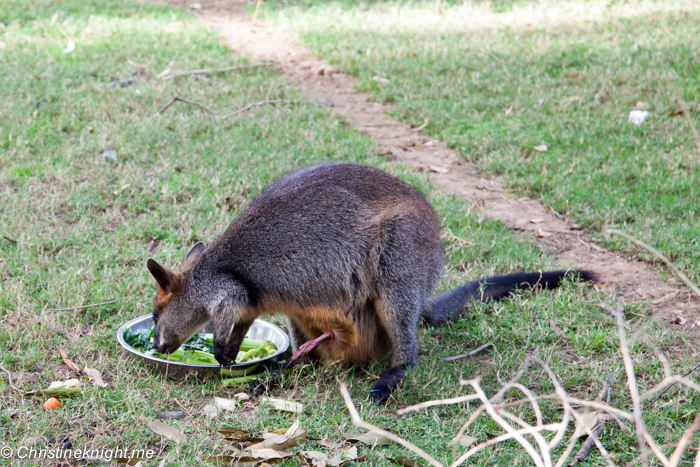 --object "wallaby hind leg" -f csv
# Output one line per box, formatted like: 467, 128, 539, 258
371, 289, 422, 404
